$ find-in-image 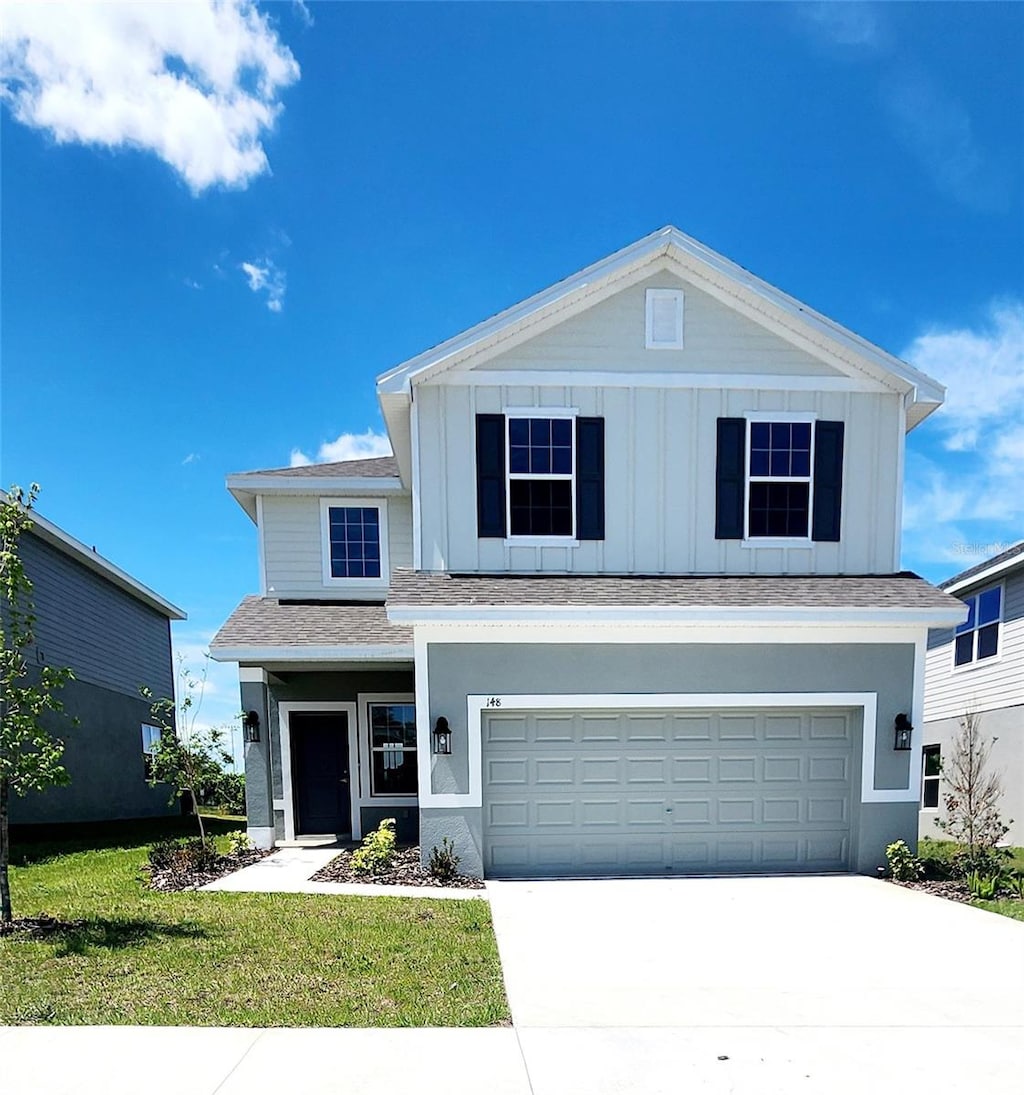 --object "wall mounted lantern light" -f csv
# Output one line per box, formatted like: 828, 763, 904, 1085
432, 716, 452, 755
243, 710, 261, 744
893, 713, 913, 751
